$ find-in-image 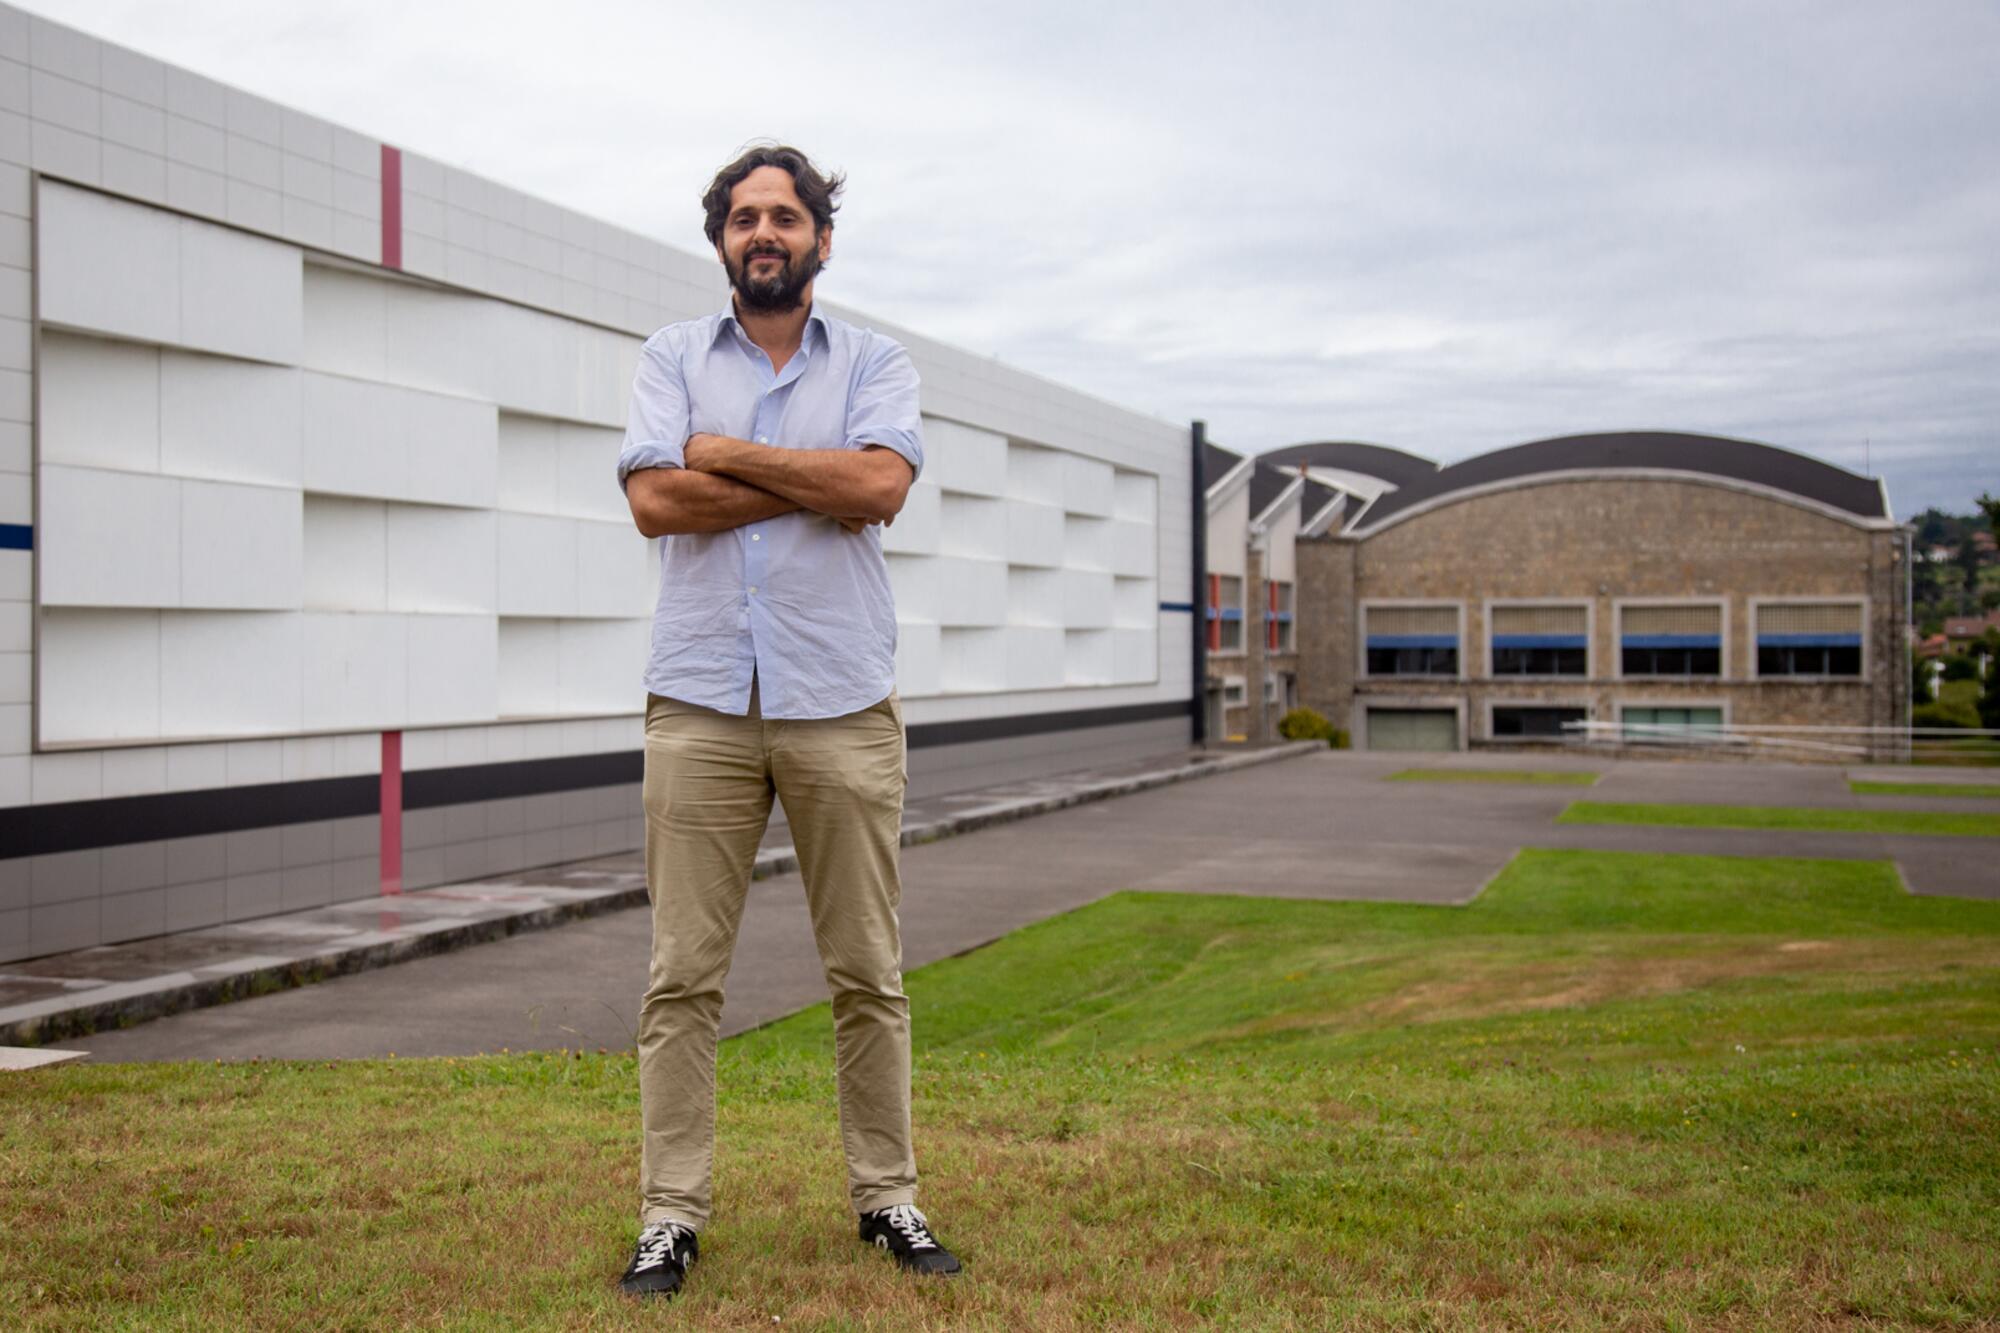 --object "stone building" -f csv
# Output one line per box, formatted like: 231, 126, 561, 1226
1294, 431, 1910, 755
1201, 441, 1409, 741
